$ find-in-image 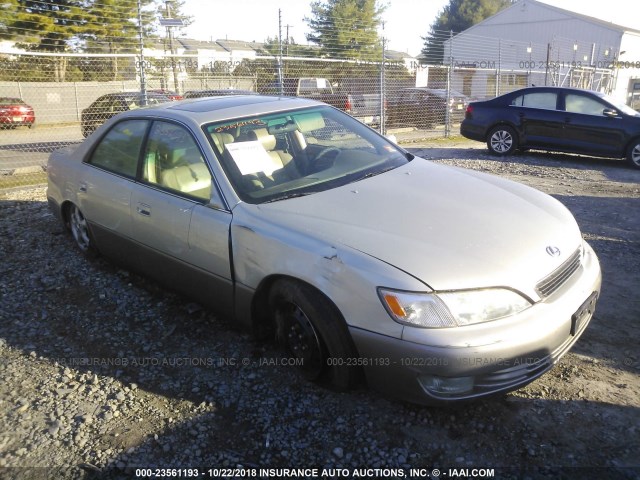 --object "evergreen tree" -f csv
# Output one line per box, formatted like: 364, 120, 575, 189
81, 0, 162, 80
2, 0, 192, 81
305, 0, 385, 61
0, 0, 20, 40
5, 0, 94, 80
156, 0, 192, 41
8, 0, 90, 52
84, 0, 150, 54
263, 36, 319, 58
422, 0, 512, 63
